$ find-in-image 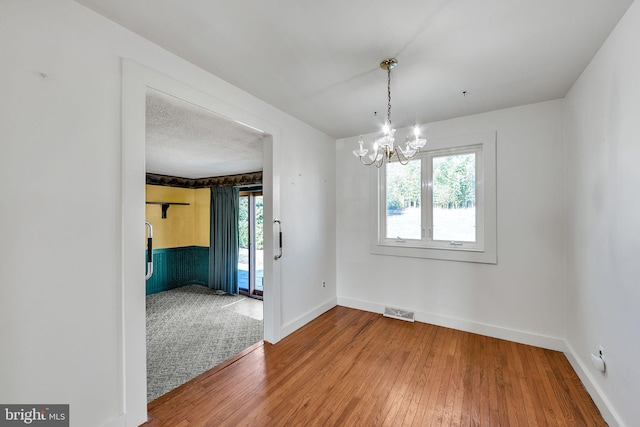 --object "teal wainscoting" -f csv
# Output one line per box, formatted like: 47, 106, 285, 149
145, 246, 209, 295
